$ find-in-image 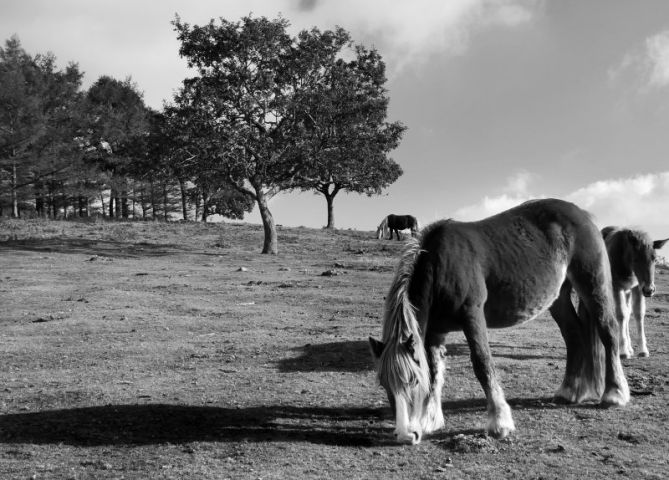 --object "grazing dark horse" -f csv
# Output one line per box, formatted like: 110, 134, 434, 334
376, 214, 419, 240
369, 199, 629, 445
602, 226, 669, 358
